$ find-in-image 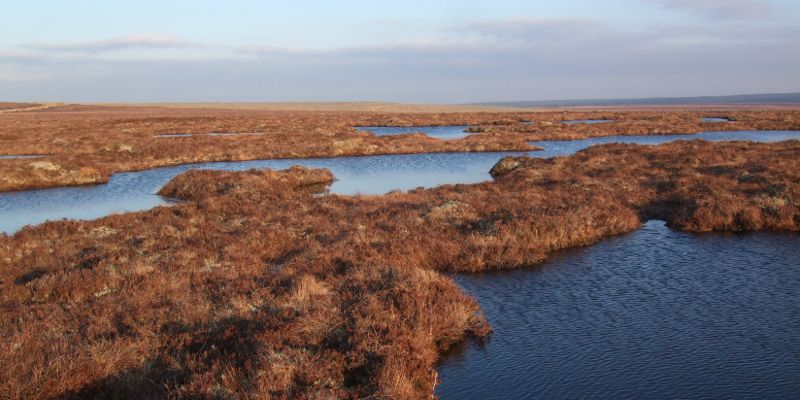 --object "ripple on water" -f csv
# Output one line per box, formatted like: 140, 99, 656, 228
436, 221, 800, 399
